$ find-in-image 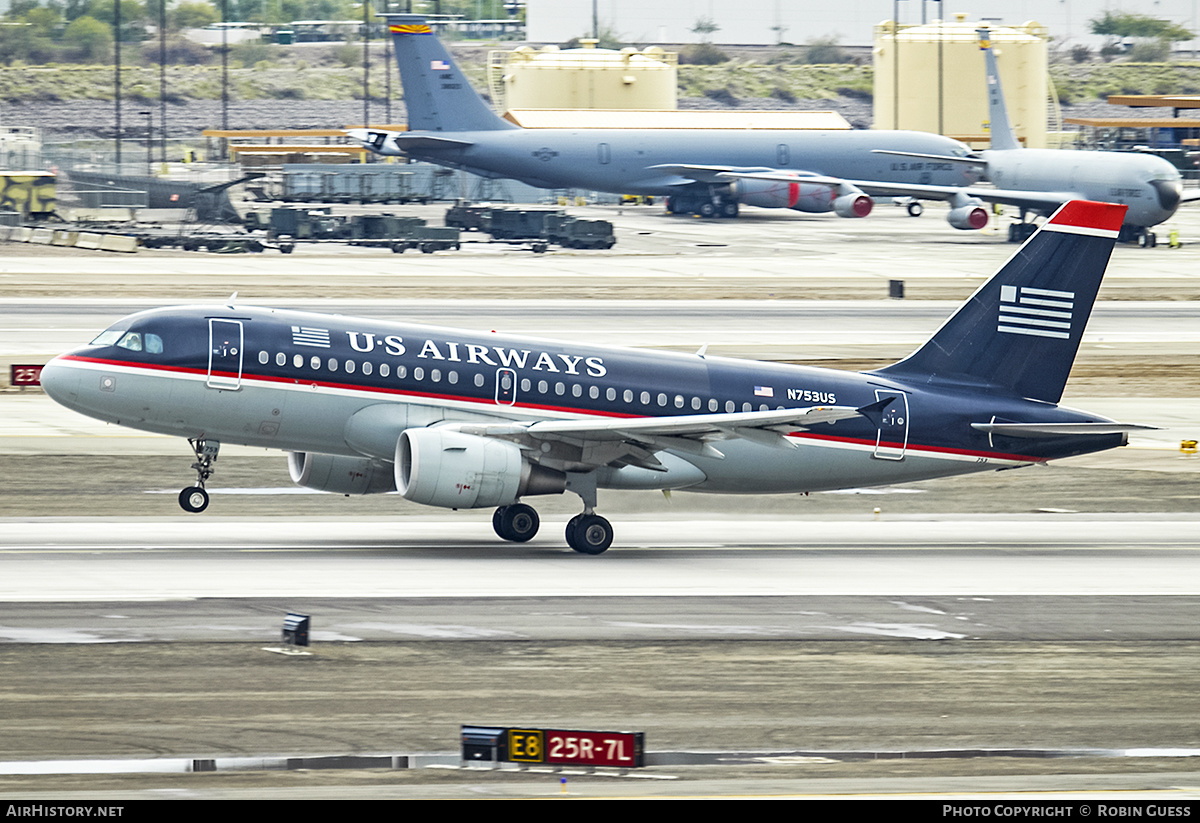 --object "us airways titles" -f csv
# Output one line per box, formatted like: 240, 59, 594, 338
340, 331, 608, 378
